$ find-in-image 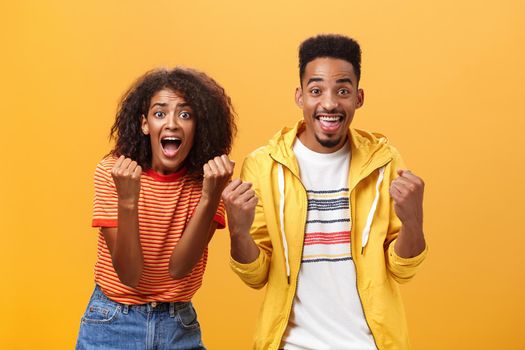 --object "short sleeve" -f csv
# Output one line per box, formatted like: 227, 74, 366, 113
92, 157, 118, 228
